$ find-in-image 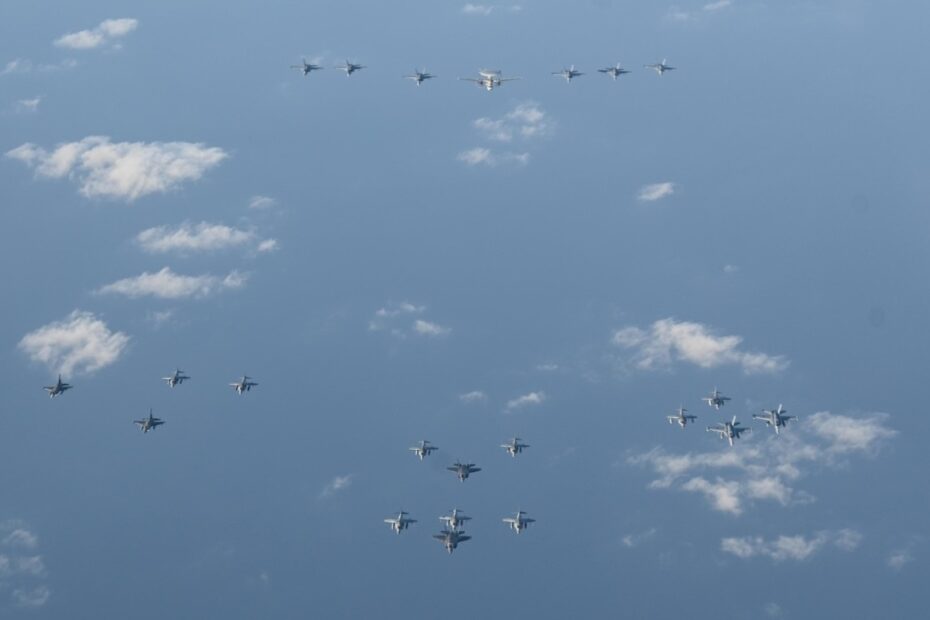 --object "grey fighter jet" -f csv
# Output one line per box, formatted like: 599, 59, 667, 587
502, 511, 535, 534
552, 65, 583, 82
383, 511, 417, 534
290, 59, 324, 76
702, 387, 731, 410
645, 59, 675, 75
447, 461, 481, 482
409, 440, 438, 461
43, 375, 72, 398
707, 416, 751, 447
404, 69, 436, 86
229, 375, 258, 395
433, 528, 471, 554
753, 404, 797, 435
134, 409, 165, 433
459, 69, 519, 92
162, 369, 190, 388
335, 60, 365, 76
667, 406, 697, 429
439, 508, 471, 531
598, 63, 631, 80
501, 437, 530, 457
